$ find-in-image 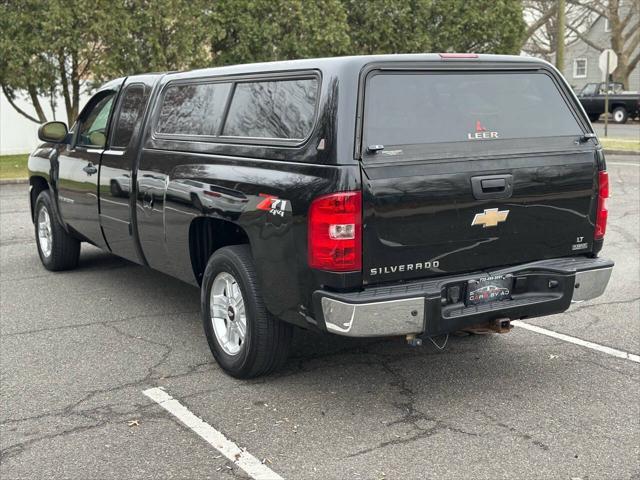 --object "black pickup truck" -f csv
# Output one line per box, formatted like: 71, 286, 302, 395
29, 54, 613, 378
577, 82, 640, 123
